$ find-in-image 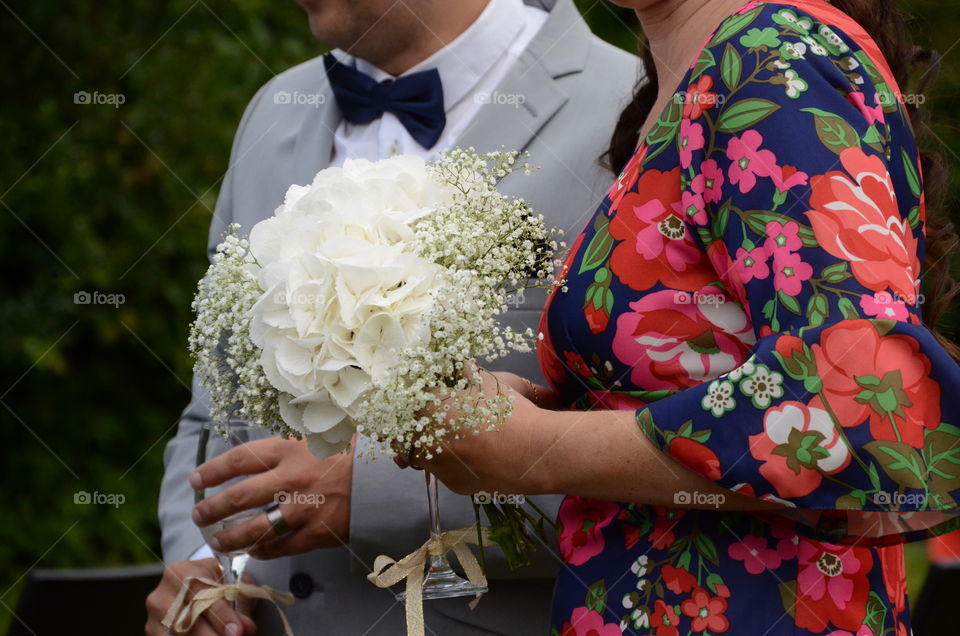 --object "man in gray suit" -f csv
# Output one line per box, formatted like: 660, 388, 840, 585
147, 0, 639, 634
